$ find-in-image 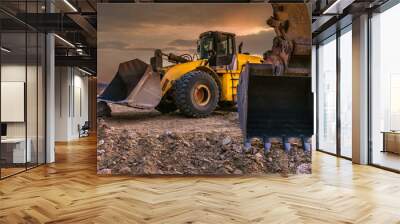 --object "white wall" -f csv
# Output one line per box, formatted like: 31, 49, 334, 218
1, 63, 46, 164
70, 72, 89, 139
1, 65, 26, 138
55, 67, 70, 141
55, 67, 89, 141
1, 64, 37, 138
